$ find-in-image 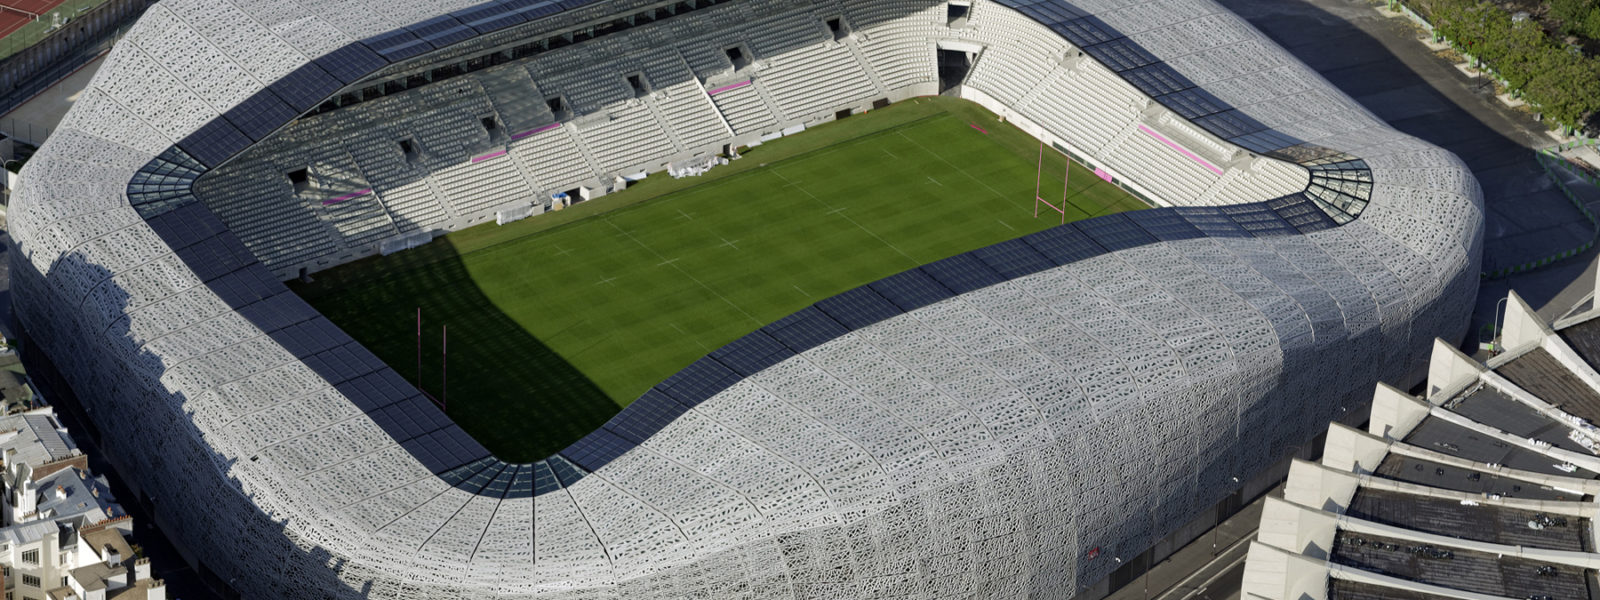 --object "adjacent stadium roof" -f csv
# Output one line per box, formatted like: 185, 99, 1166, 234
1244, 291, 1600, 600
